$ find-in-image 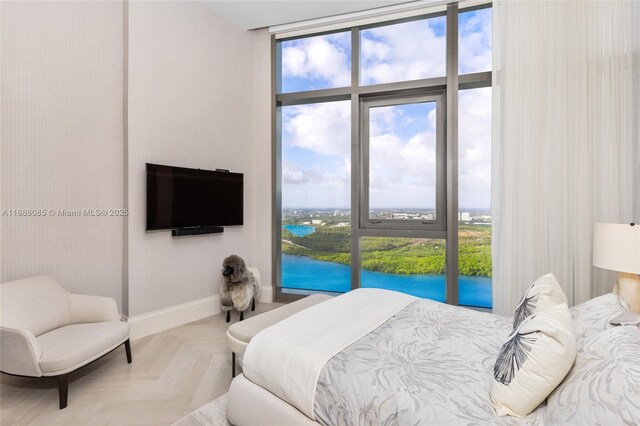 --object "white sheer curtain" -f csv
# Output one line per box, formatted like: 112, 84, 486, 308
492, 0, 640, 315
